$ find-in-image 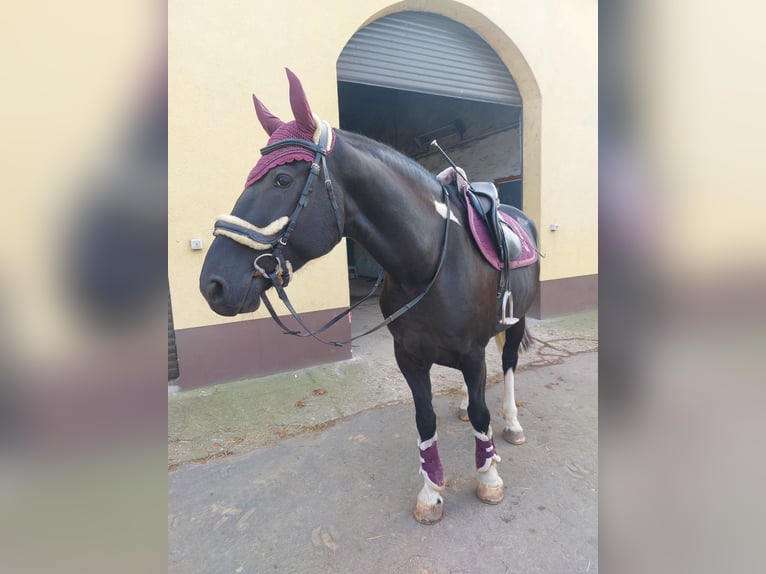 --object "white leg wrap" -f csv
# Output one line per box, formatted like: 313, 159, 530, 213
473, 426, 502, 472
417, 432, 437, 450
417, 433, 444, 491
